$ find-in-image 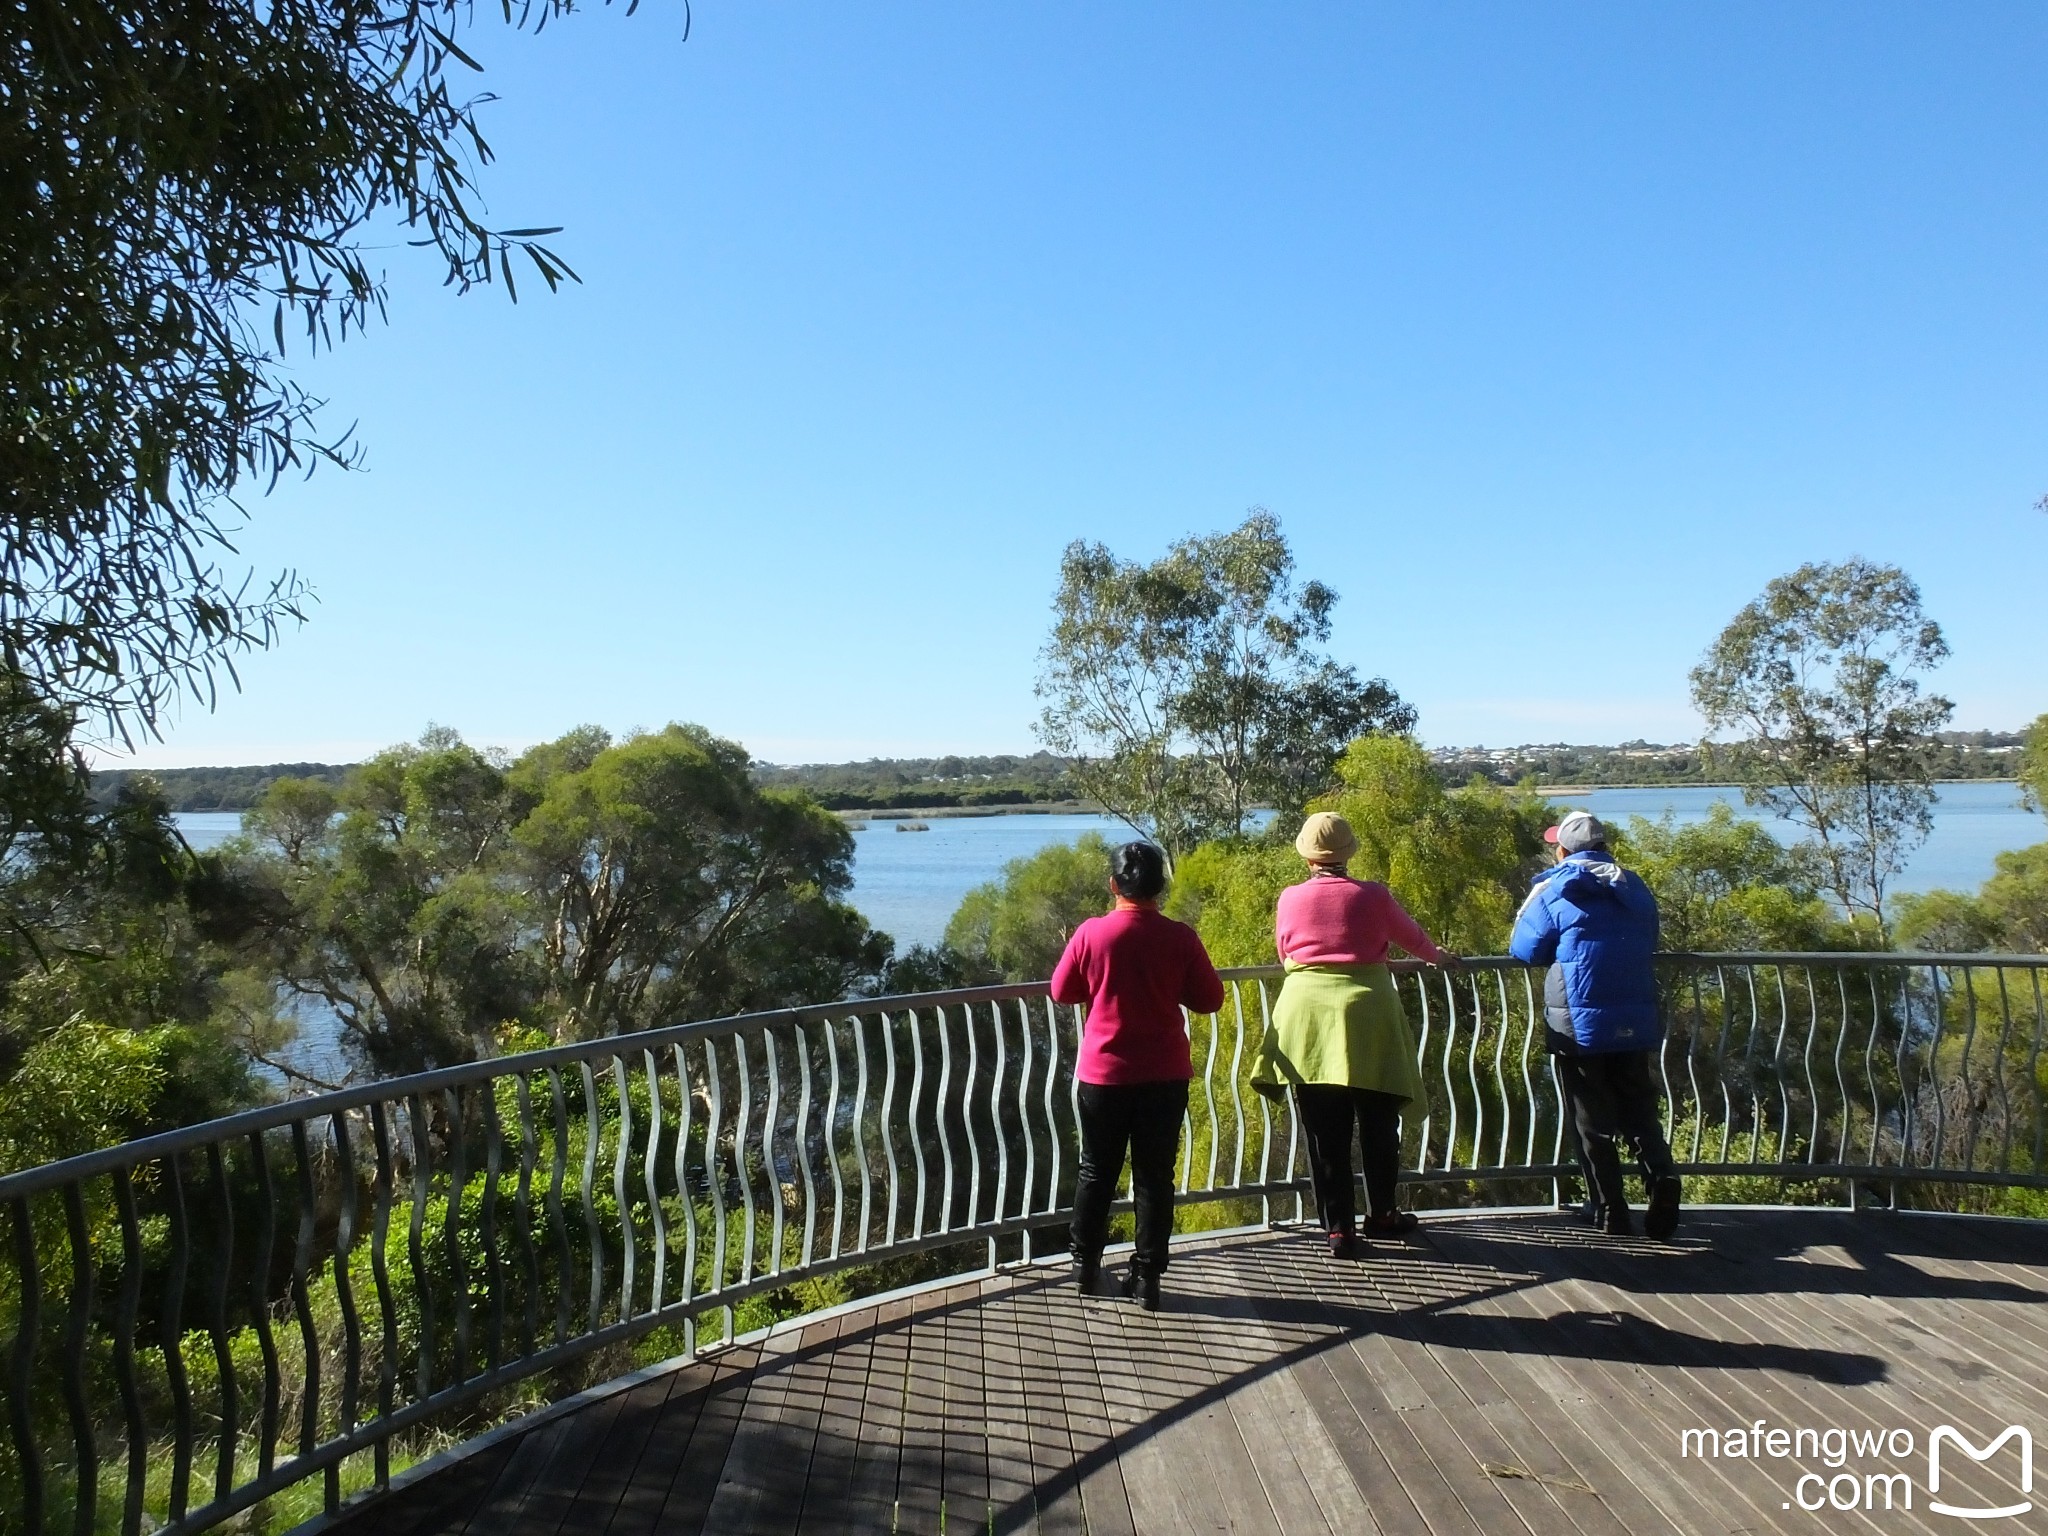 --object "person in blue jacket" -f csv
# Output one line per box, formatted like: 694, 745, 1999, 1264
1509, 810, 1682, 1240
